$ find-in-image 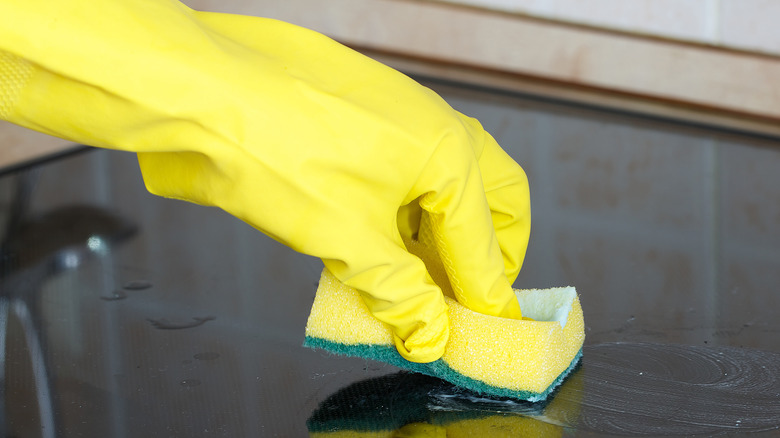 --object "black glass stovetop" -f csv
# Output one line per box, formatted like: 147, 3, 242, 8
2, 78, 779, 437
